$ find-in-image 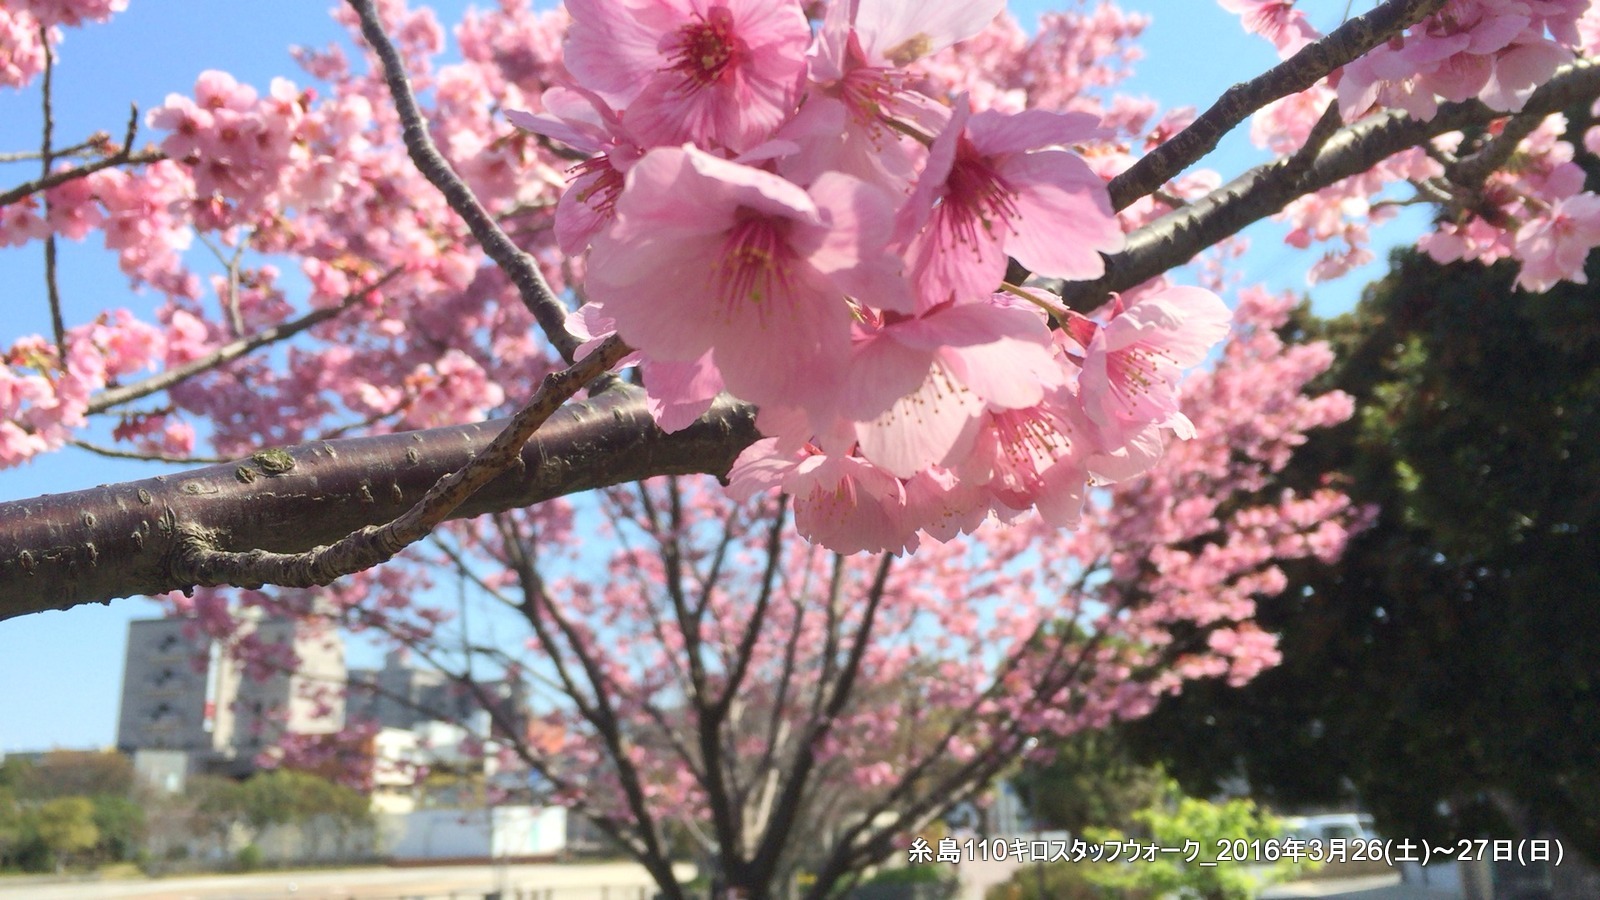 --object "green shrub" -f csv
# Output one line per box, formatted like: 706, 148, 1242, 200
235, 843, 264, 872
860, 864, 946, 885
